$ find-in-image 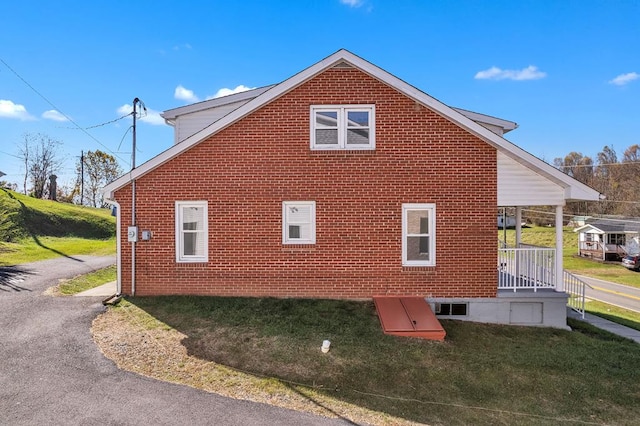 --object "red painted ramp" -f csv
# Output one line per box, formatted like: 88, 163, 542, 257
373, 297, 446, 341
